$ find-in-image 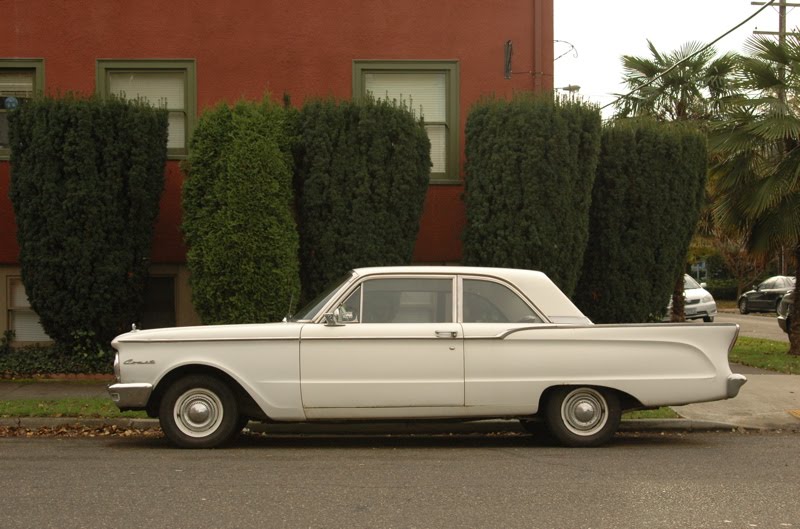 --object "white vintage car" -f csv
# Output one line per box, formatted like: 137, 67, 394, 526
109, 266, 747, 448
